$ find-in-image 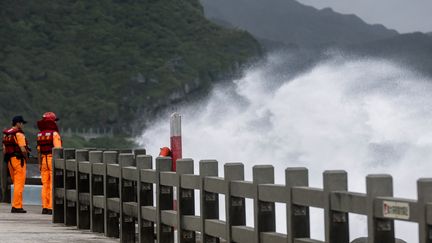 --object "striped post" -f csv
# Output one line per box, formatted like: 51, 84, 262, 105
170, 112, 182, 171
